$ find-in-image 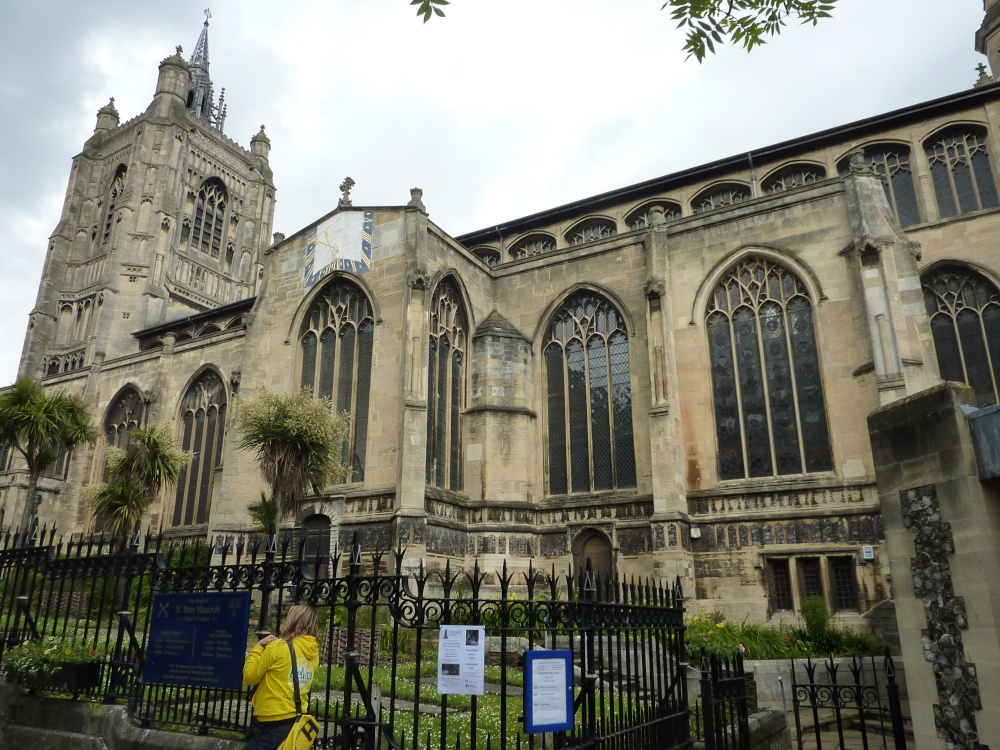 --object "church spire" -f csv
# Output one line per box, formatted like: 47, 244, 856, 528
186, 9, 226, 131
